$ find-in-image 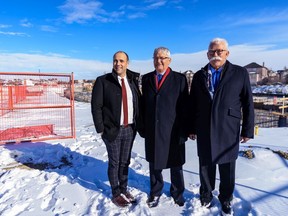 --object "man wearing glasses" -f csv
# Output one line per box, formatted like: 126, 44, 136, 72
140, 47, 189, 208
188, 38, 254, 215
